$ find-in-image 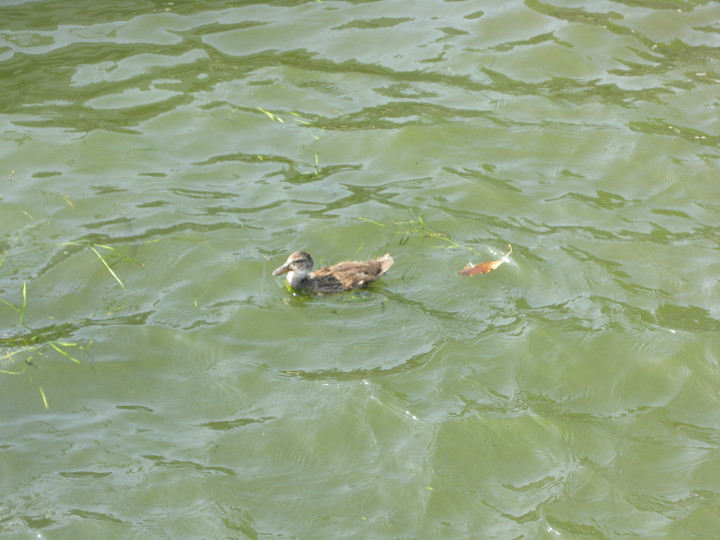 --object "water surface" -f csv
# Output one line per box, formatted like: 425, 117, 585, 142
1, 0, 719, 538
